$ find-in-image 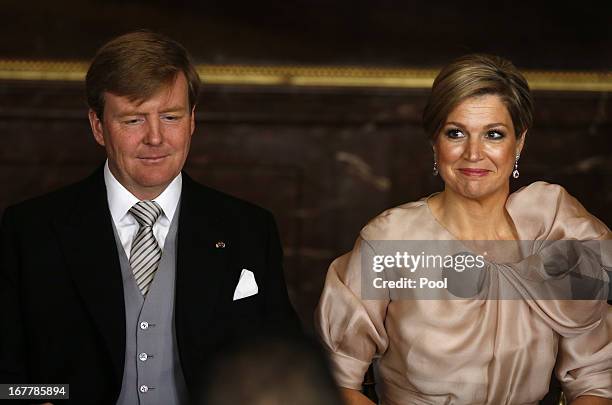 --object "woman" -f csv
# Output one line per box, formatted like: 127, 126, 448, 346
315, 54, 611, 405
